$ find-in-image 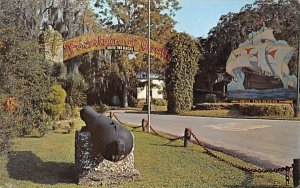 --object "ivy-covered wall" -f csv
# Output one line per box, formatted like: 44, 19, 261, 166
43, 26, 63, 64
